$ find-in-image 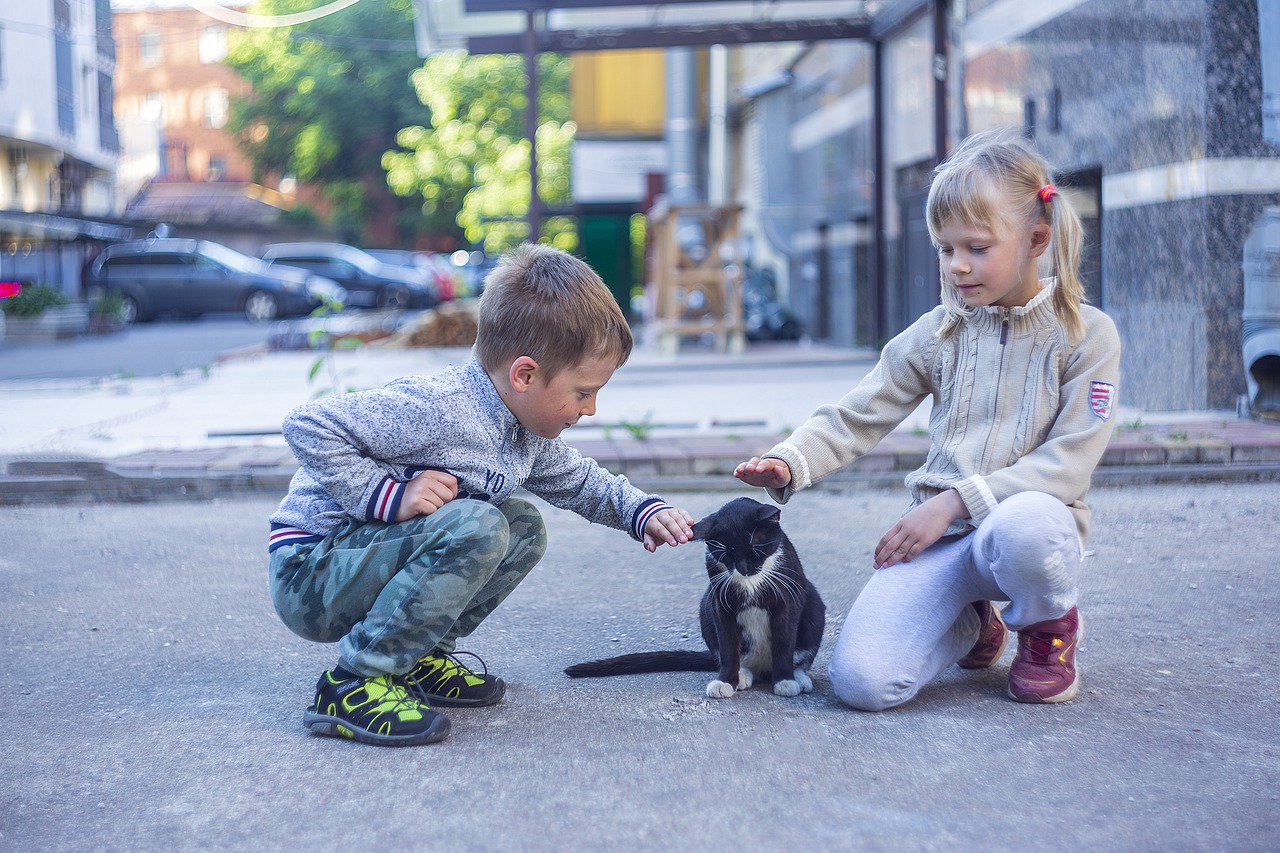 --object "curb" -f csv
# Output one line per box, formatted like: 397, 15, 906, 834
4, 419, 1280, 505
